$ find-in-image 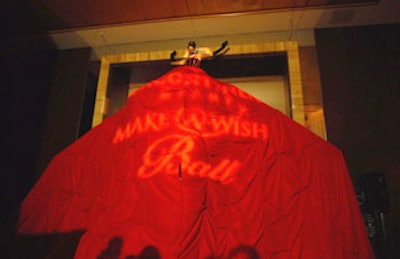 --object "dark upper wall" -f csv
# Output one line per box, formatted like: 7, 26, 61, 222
0, 3, 93, 256
315, 23, 400, 178
315, 23, 400, 258
35, 47, 92, 177
0, 3, 58, 222
0, 4, 59, 258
